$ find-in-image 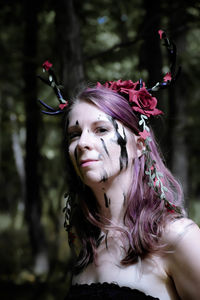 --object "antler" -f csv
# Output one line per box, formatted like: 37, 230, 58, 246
148, 30, 181, 92
37, 61, 68, 115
